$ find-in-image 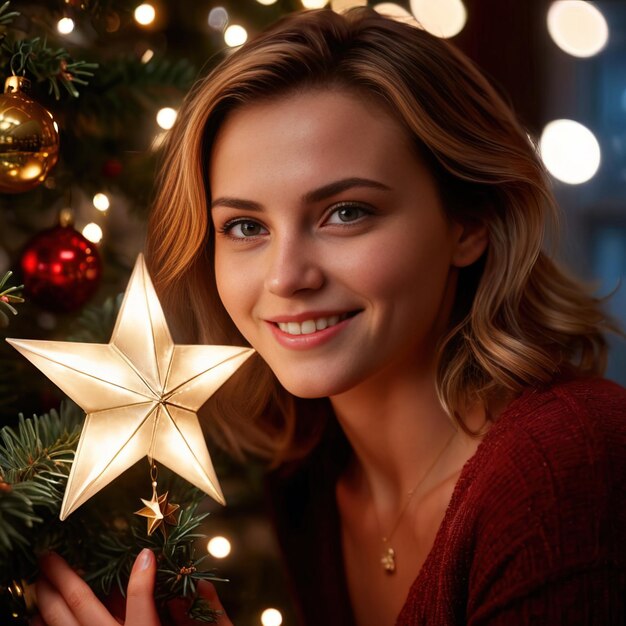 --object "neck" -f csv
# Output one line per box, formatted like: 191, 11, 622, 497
330, 360, 461, 516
